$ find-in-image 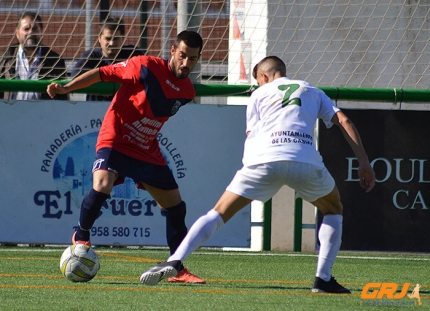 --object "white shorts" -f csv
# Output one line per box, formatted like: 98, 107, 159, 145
226, 161, 335, 203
